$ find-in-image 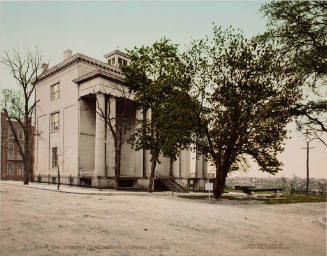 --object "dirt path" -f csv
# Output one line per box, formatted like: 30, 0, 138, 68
0, 183, 325, 256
